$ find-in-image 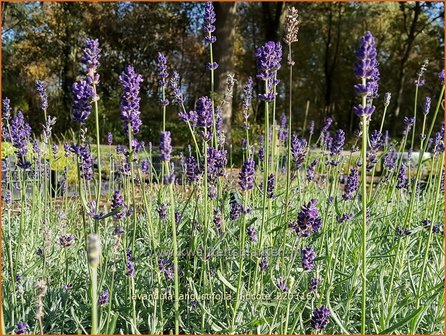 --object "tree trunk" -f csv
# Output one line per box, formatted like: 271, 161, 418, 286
392, 2, 421, 135
214, 2, 237, 147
